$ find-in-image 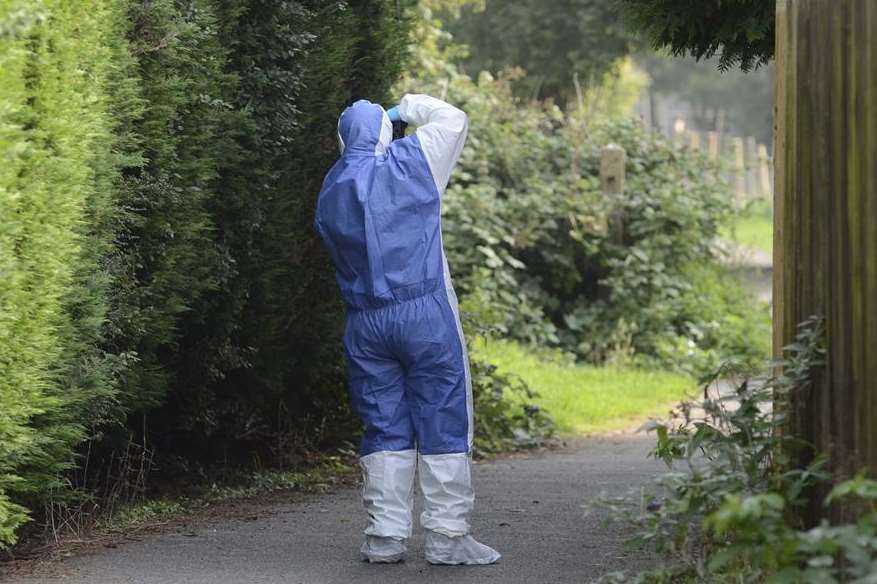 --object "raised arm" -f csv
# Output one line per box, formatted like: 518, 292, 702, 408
397, 94, 469, 196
